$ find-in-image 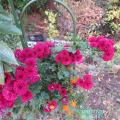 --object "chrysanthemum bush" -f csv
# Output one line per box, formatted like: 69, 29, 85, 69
0, 35, 115, 119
